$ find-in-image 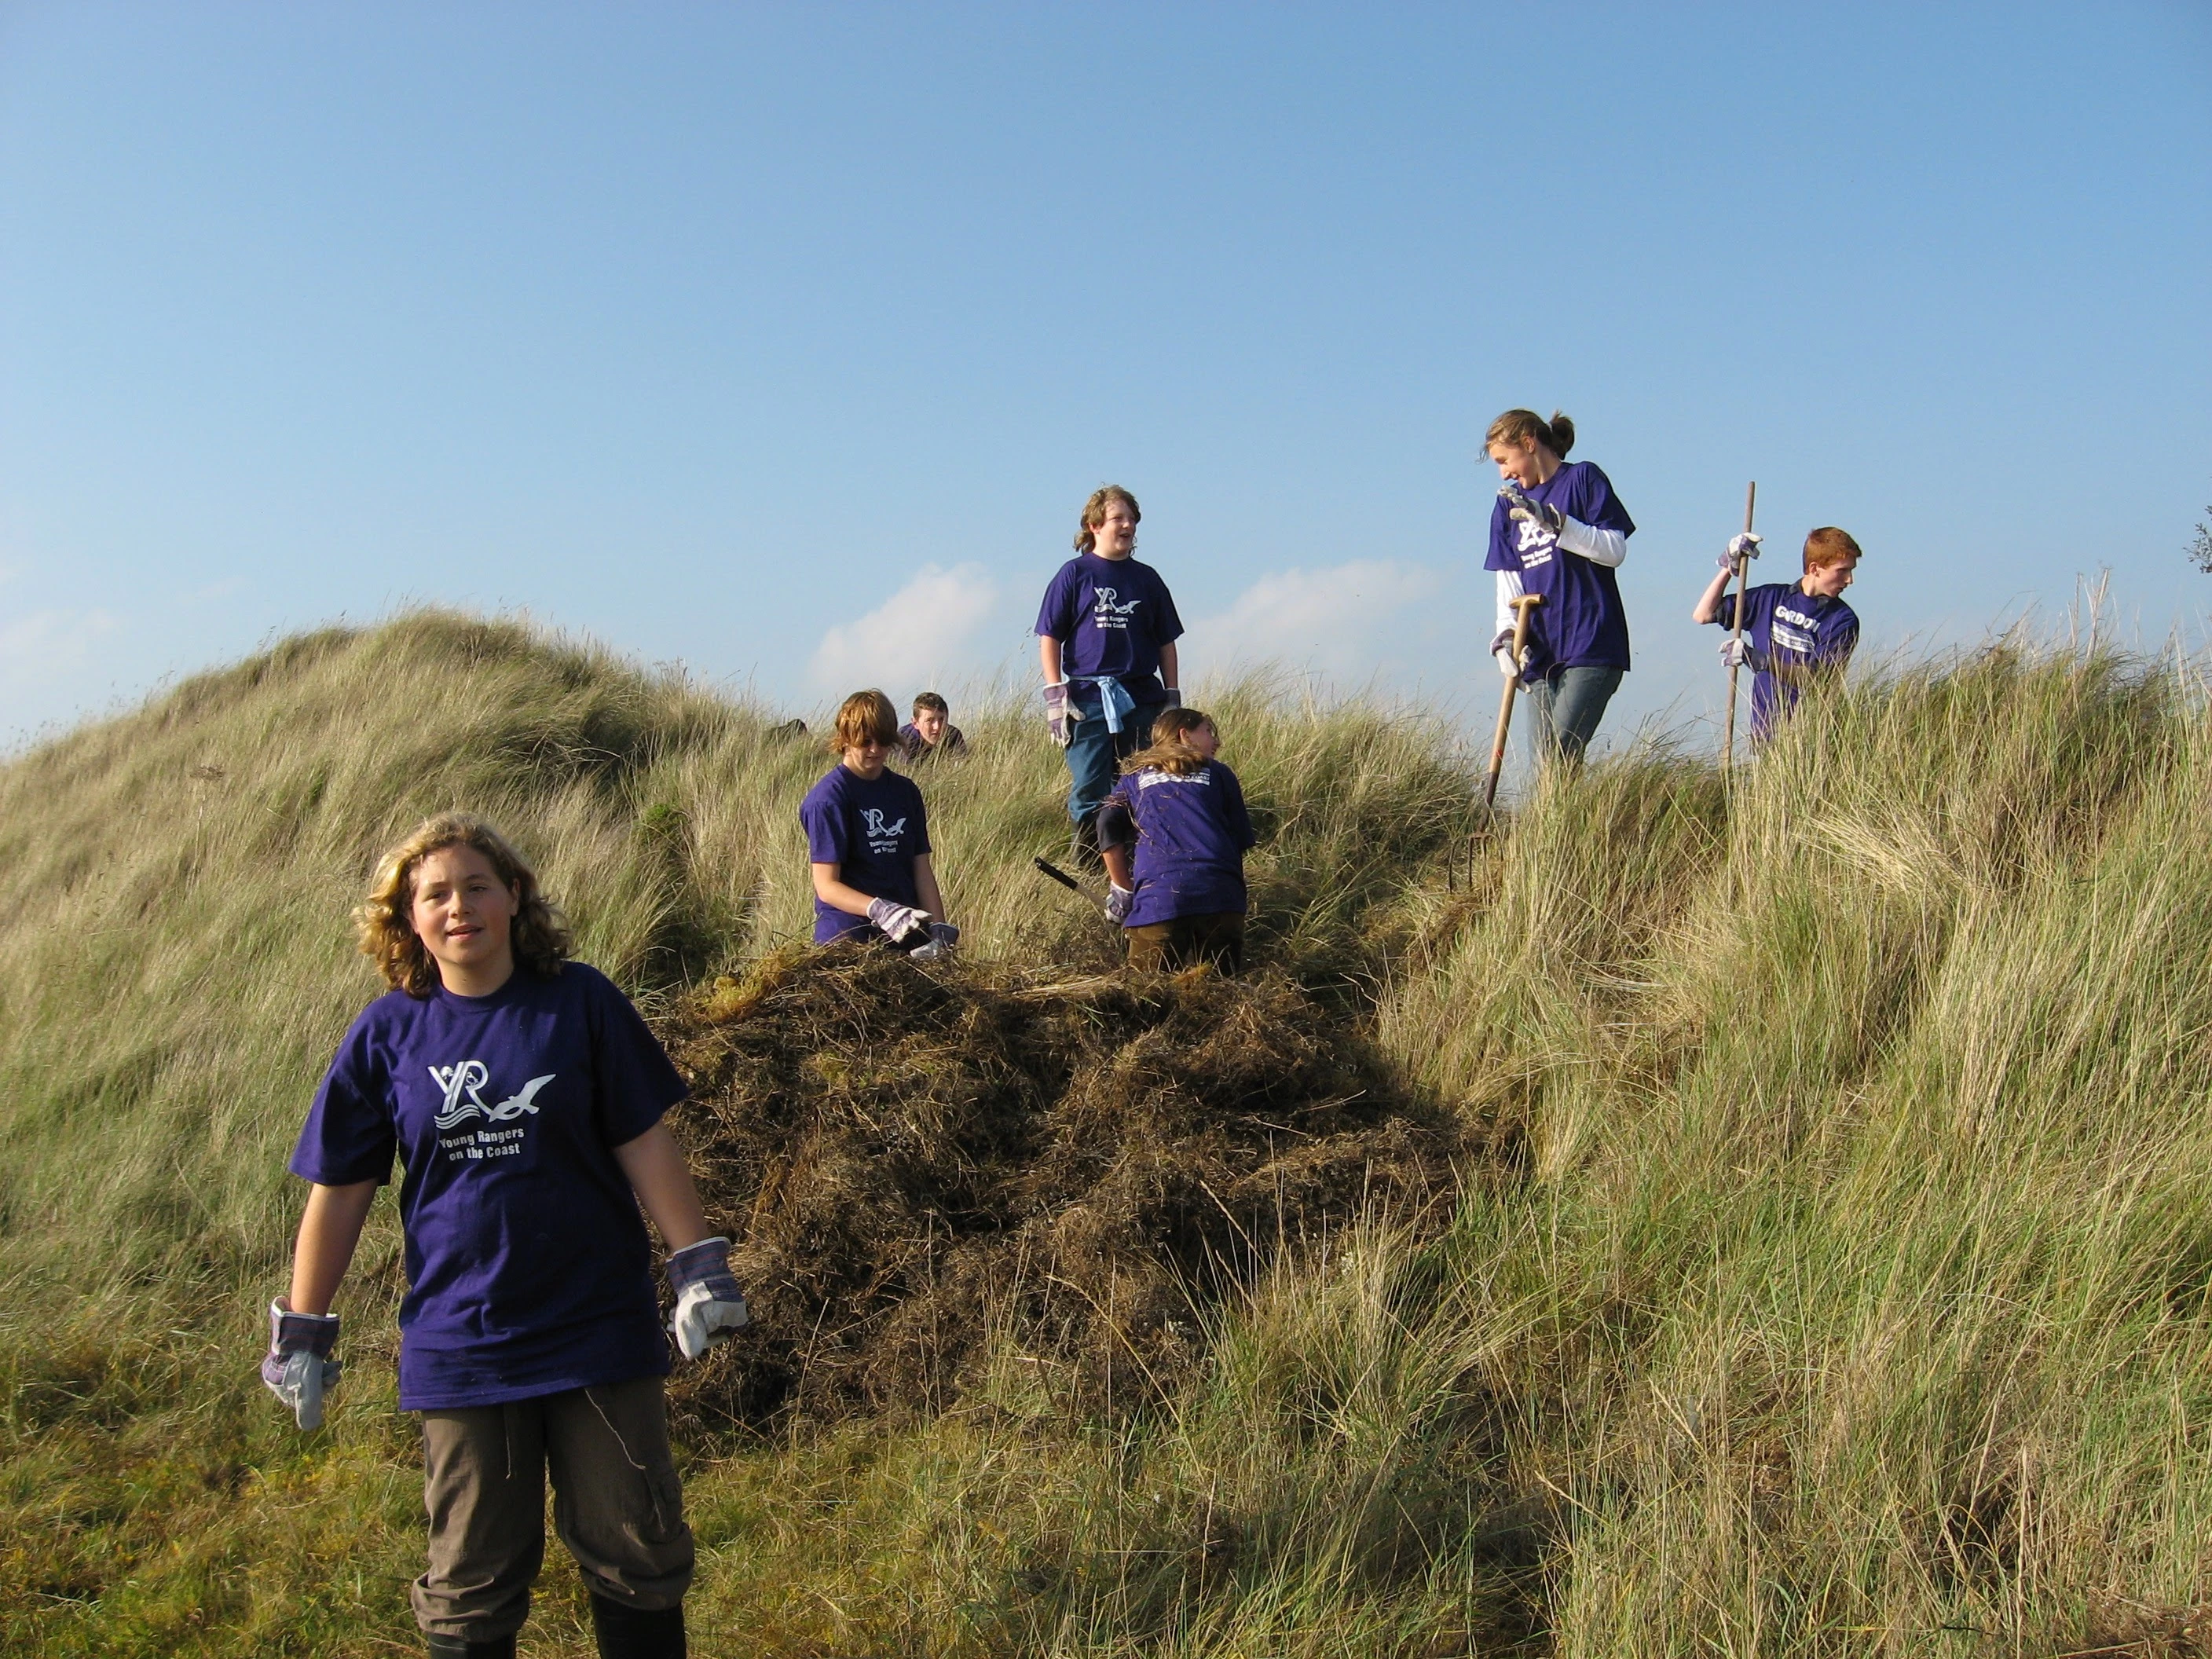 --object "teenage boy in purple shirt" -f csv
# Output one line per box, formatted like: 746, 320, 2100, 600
895, 690, 968, 760
1096, 705, 1255, 974
801, 688, 958, 956
1483, 408, 1637, 764
1035, 485, 1185, 864
1694, 526, 1863, 742
266, 813, 749, 1659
